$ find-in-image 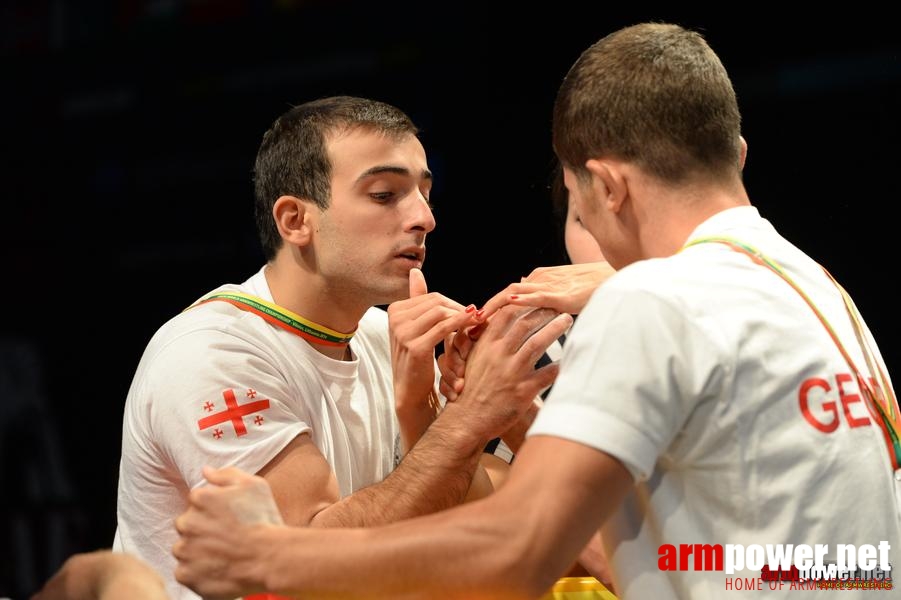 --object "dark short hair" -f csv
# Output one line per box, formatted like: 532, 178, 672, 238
553, 22, 742, 185
253, 96, 419, 260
